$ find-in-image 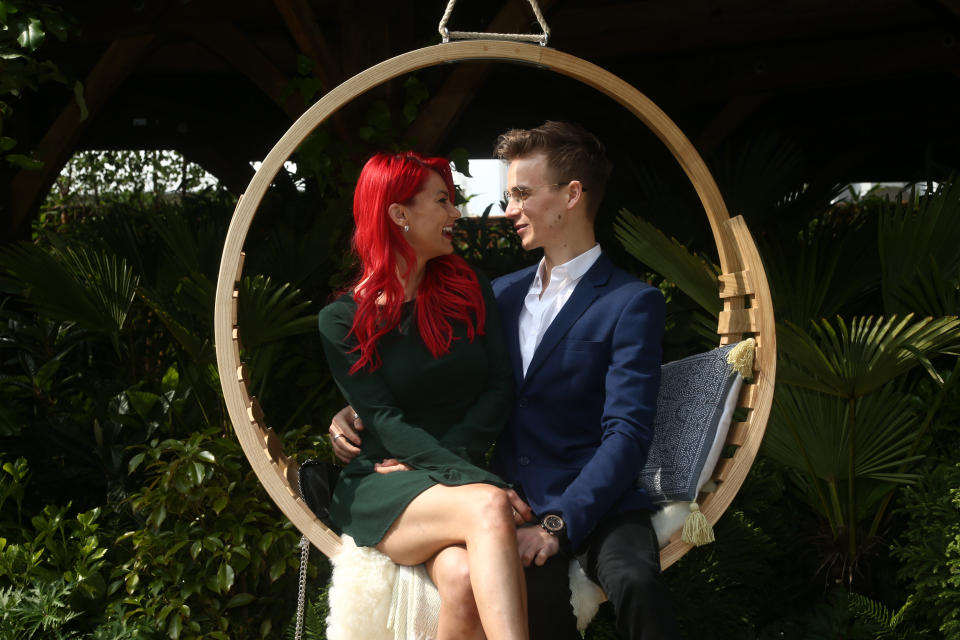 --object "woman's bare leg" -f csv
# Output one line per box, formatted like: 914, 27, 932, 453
377, 483, 528, 640
425, 545, 485, 640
